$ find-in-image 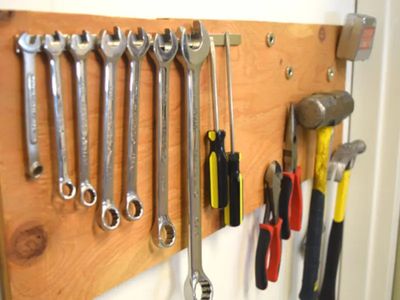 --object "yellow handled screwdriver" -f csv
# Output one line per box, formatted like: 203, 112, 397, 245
224, 32, 243, 226
207, 36, 228, 209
